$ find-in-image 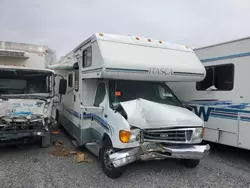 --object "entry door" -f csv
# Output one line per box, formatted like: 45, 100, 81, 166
91, 82, 106, 142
